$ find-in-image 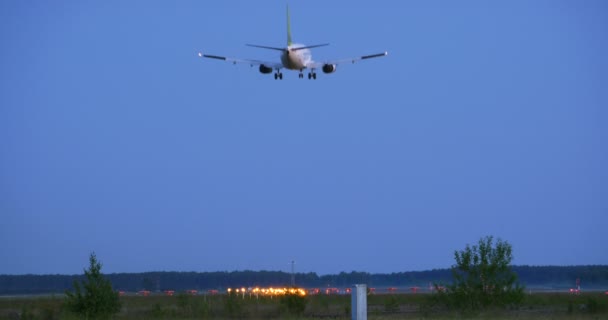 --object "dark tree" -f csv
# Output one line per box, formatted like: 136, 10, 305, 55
65, 253, 121, 319
438, 236, 524, 313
